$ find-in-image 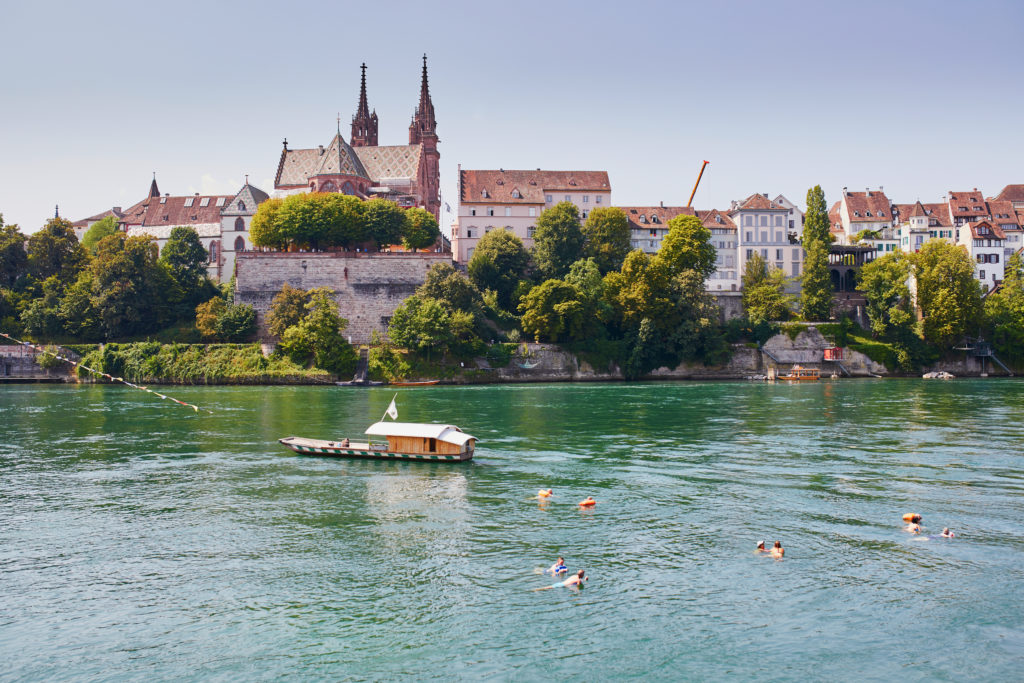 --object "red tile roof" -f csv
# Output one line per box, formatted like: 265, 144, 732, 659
842, 190, 892, 221
122, 194, 233, 227
696, 209, 736, 230
617, 206, 697, 231
71, 207, 123, 229
828, 201, 844, 233
986, 199, 1020, 228
992, 184, 1024, 203
732, 193, 787, 212
893, 202, 952, 227
460, 169, 610, 204
966, 220, 1006, 240
947, 190, 989, 223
